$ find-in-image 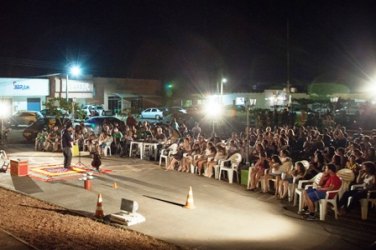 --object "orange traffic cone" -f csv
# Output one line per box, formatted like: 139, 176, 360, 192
95, 193, 104, 218
112, 182, 118, 189
184, 186, 195, 209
